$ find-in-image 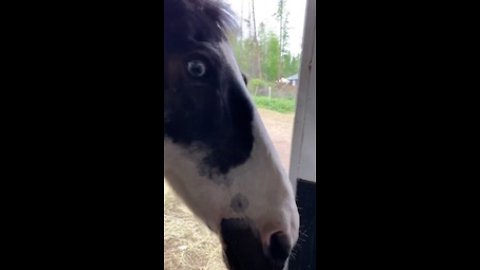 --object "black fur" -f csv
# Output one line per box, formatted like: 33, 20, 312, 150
164, 0, 254, 177
164, 0, 237, 49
